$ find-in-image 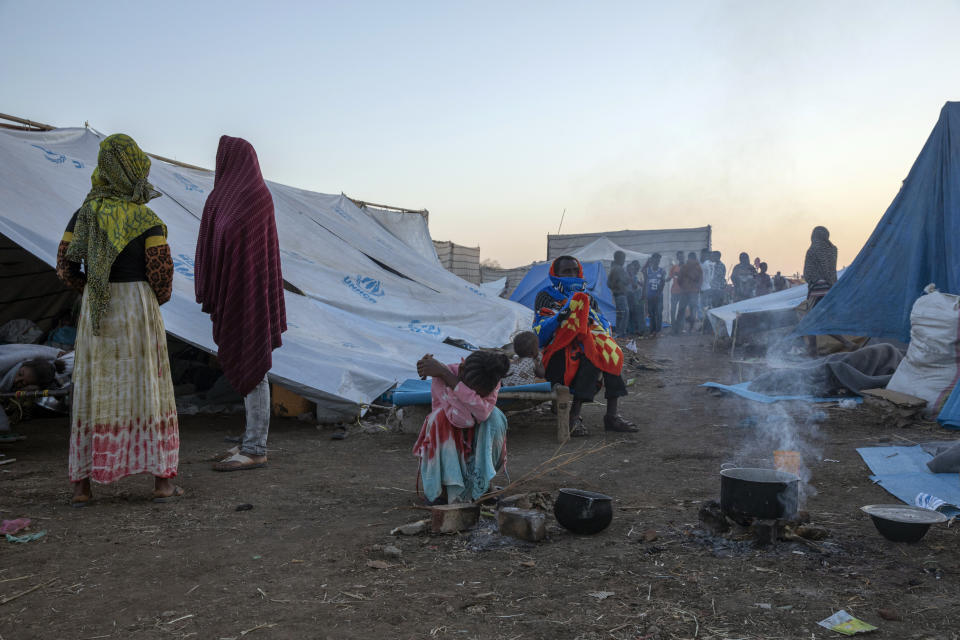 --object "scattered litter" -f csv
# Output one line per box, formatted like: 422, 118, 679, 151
166, 614, 194, 624
391, 519, 428, 536
818, 610, 878, 635
0, 518, 31, 535
235, 503, 254, 511
366, 560, 392, 570
587, 591, 615, 600
519, 560, 536, 568
642, 529, 658, 543
876, 608, 902, 621
755, 603, 772, 609
823, 458, 841, 463
624, 340, 638, 353
378, 544, 402, 559
251, 555, 262, 560
5, 531, 45, 543
838, 399, 859, 409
